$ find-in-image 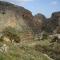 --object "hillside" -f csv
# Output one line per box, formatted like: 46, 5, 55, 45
0, 1, 60, 60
